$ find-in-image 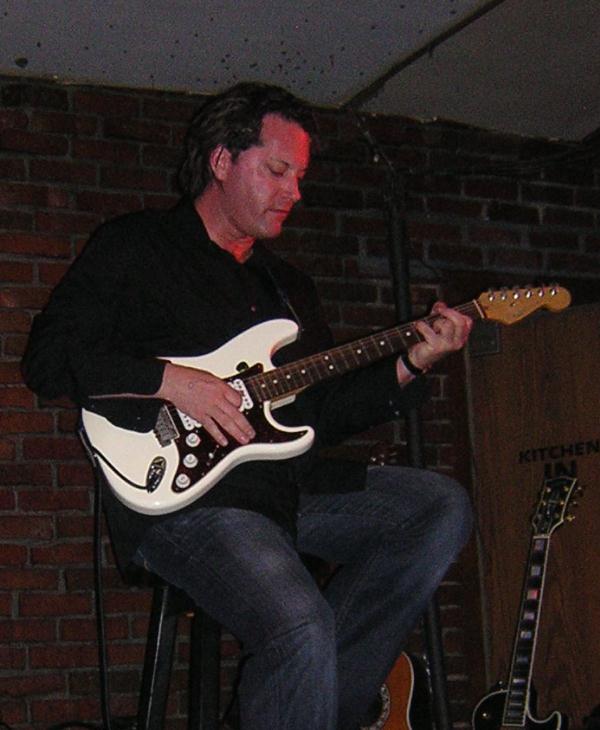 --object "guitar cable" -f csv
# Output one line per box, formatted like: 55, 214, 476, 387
92, 457, 115, 730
